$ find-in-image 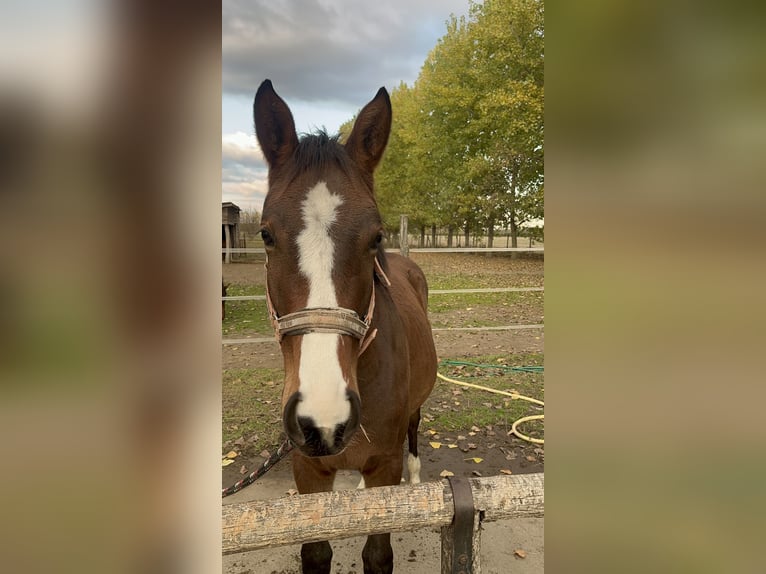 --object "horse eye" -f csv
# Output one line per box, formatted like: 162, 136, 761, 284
371, 231, 383, 250
260, 228, 275, 247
